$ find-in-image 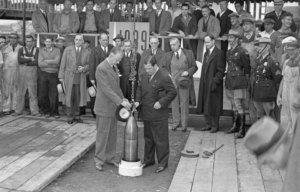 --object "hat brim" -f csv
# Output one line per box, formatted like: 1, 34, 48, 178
55, 38, 66, 42
224, 34, 242, 39
116, 105, 131, 122
113, 37, 124, 41
254, 41, 274, 47
242, 20, 255, 24
257, 126, 292, 168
